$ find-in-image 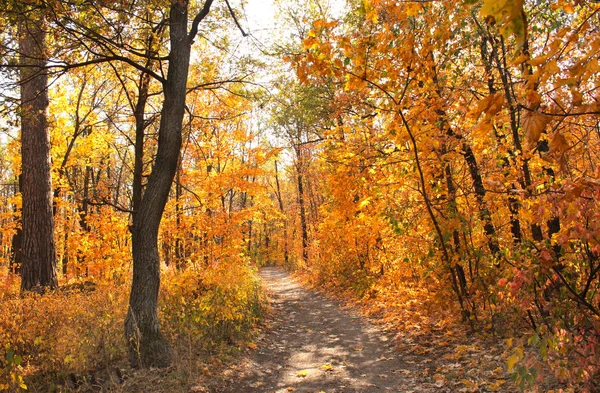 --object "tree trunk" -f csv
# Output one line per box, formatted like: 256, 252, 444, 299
461, 143, 500, 255
19, 11, 58, 292
10, 177, 22, 275
132, 71, 150, 216
274, 160, 289, 265
175, 160, 185, 269
124, 0, 213, 368
297, 161, 309, 263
